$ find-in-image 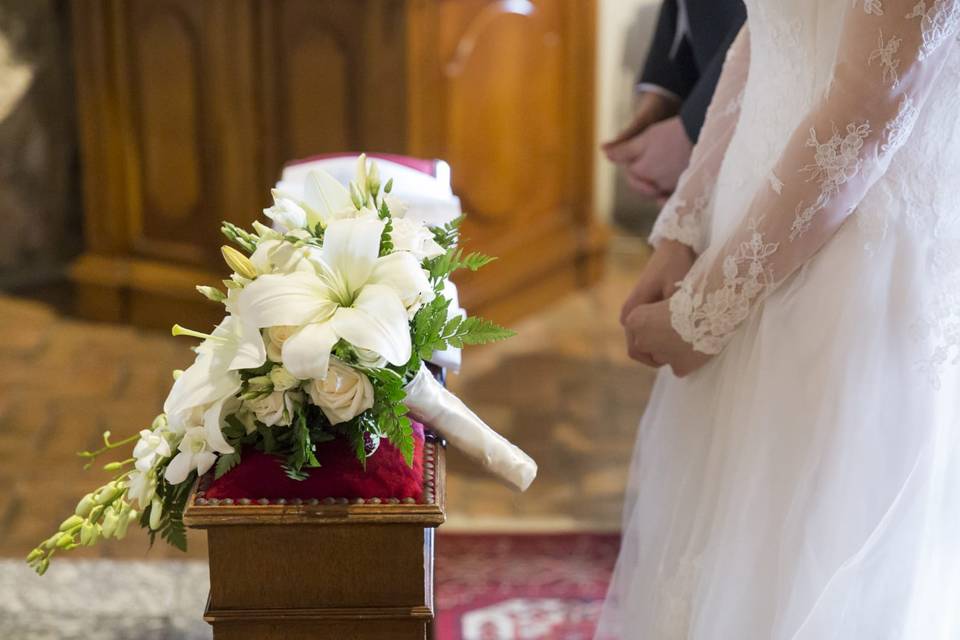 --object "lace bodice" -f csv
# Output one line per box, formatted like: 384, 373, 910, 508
653, 0, 960, 355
